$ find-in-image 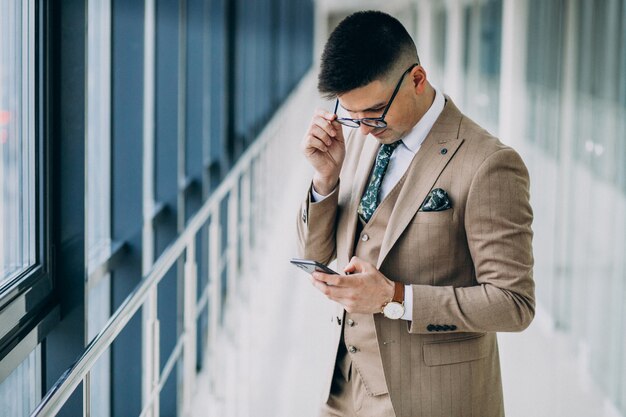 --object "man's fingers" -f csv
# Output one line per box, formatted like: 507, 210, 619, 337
309, 275, 338, 300
312, 115, 337, 139
329, 120, 345, 143
304, 136, 330, 153
344, 256, 365, 274
309, 125, 334, 146
312, 271, 343, 286
315, 108, 338, 121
